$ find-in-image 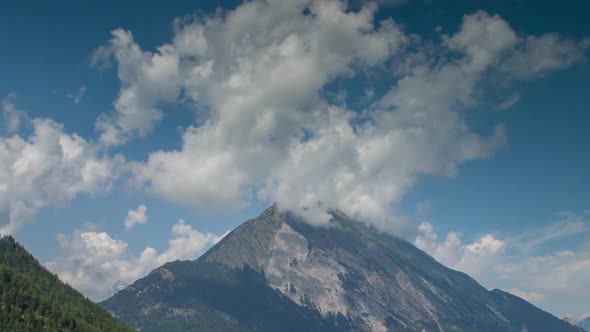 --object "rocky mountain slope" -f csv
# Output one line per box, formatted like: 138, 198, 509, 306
102, 205, 582, 331
0, 235, 132, 331
579, 317, 590, 331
